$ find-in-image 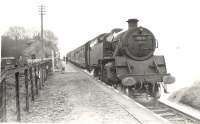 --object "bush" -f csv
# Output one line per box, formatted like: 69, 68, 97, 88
169, 81, 200, 110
